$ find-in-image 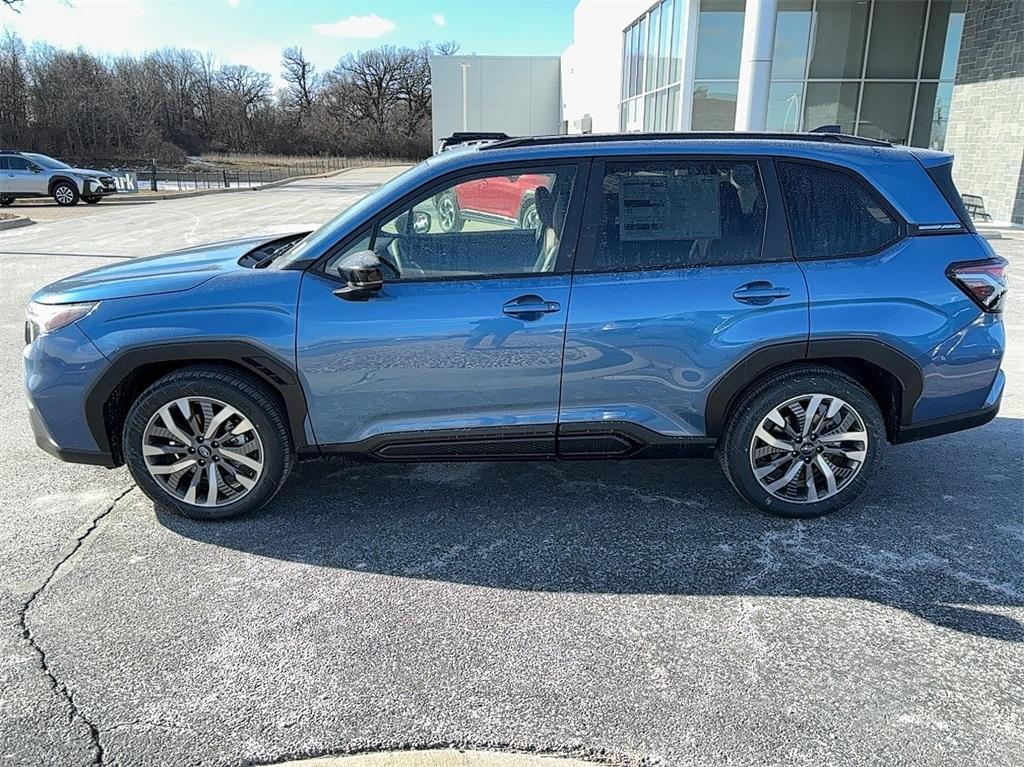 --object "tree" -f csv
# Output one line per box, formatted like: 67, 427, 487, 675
281, 46, 317, 116
0, 30, 454, 161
